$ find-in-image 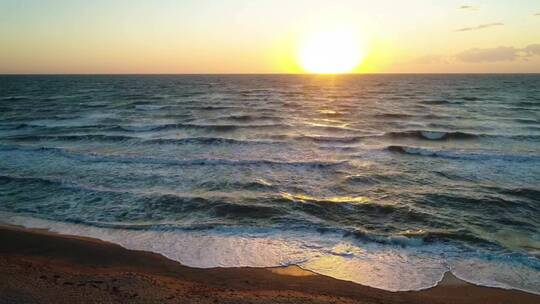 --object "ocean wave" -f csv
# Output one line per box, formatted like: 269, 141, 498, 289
496, 187, 540, 202
462, 96, 481, 101
344, 173, 401, 185
421, 99, 461, 105
0, 174, 67, 188
316, 145, 359, 152
483, 185, 540, 204
134, 104, 169, 111
3, 134, 281, 146
514, 118, 540, 125
138, 194, 289, 222
386, 145, 540, 162
277, 192, 435, 226
222, 114, 283, 122
11, 125, 534, 144
76, 155, 346, 168
303, 124, 358, 132
280, 192, 370, 204
145, 137, 278, 145
0, 174, 483, 248
374, 113, 414, 119
184, 105, 246, 111
0, 96, 29, 101
0, 173, 274, 200
297, 135, 364, 144
265, 134, 367, 144
0, 172, 430, 235
353, 229, 500, 248
5, 134, 136, 142
0, 123, 120, 133
0, 175, 489, 251
400, 229, 485, 245
421, 192, 540, 228
197, 179, 275, 191
0, 174, 284, 221
109, 122, 290, 132
386, 145, 447, 156
12, 127, 528, 144
385, 130, 478, 140
81, 102, 108, 108
121, 93, 166, 101
2, 213, 539, 294
0, 123, 36, 130
0, 144, 344, 168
